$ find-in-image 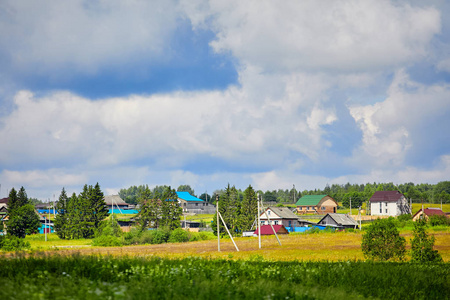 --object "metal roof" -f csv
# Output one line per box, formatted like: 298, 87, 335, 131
262, 206, 299, 219
253, 225, 288, 235
295, 195, 328, 206
369, 191, 405, 203
104, 195, 128, 206
318, 213, 358, 226
176, 191, 204, 202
